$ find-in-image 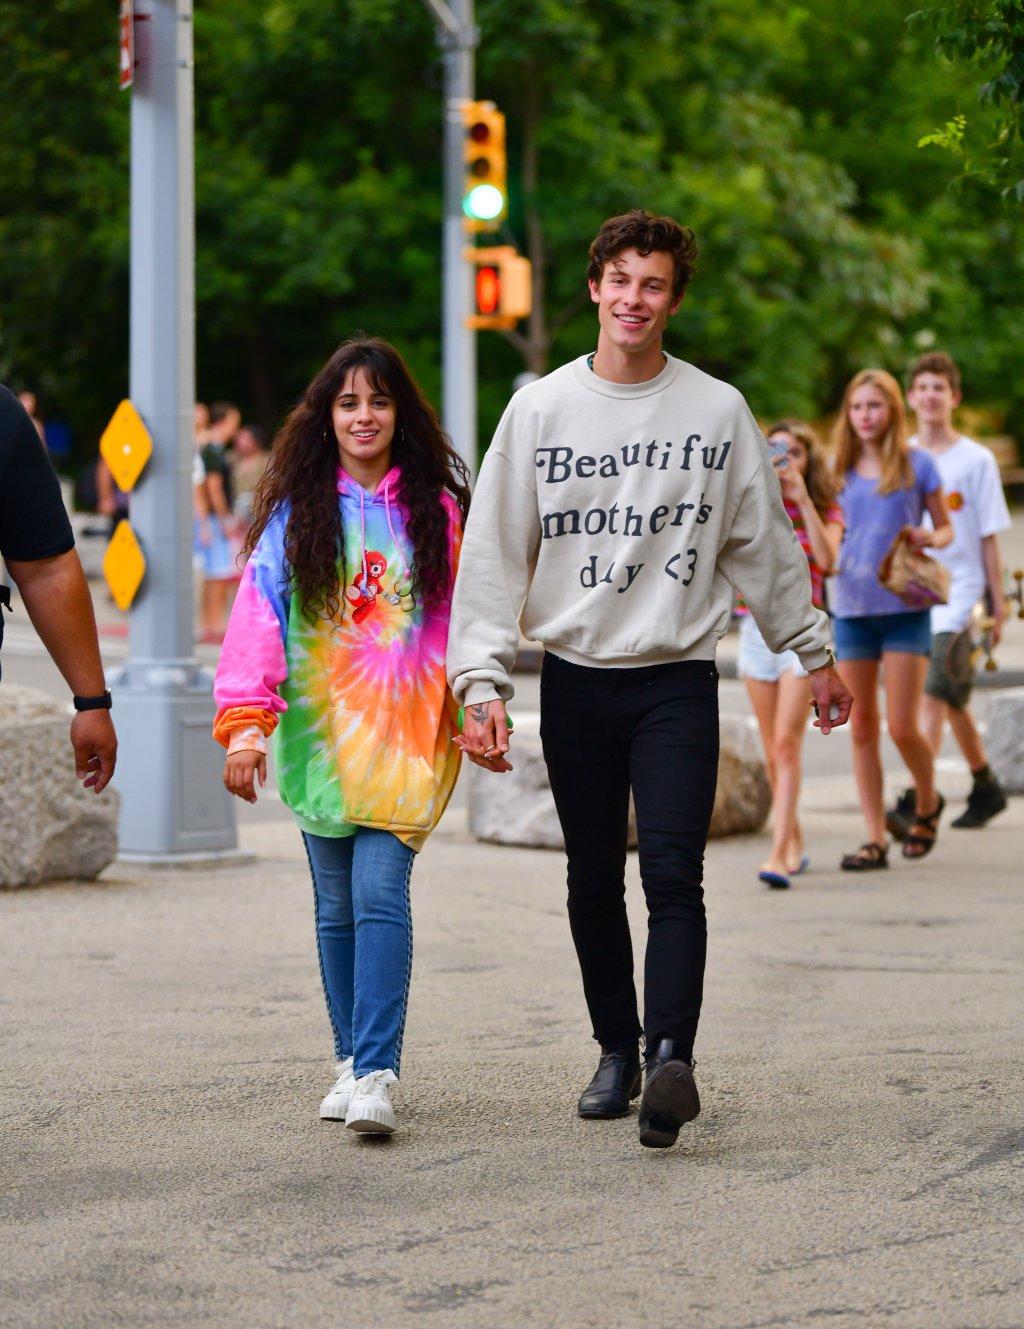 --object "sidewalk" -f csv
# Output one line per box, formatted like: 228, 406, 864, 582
2, 705, 1023, 1328
2, 509, 1021, 1327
